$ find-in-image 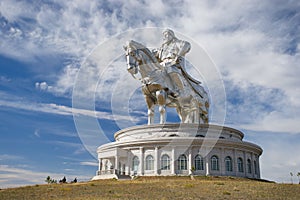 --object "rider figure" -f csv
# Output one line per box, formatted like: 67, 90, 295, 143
153, 29, 191, 97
